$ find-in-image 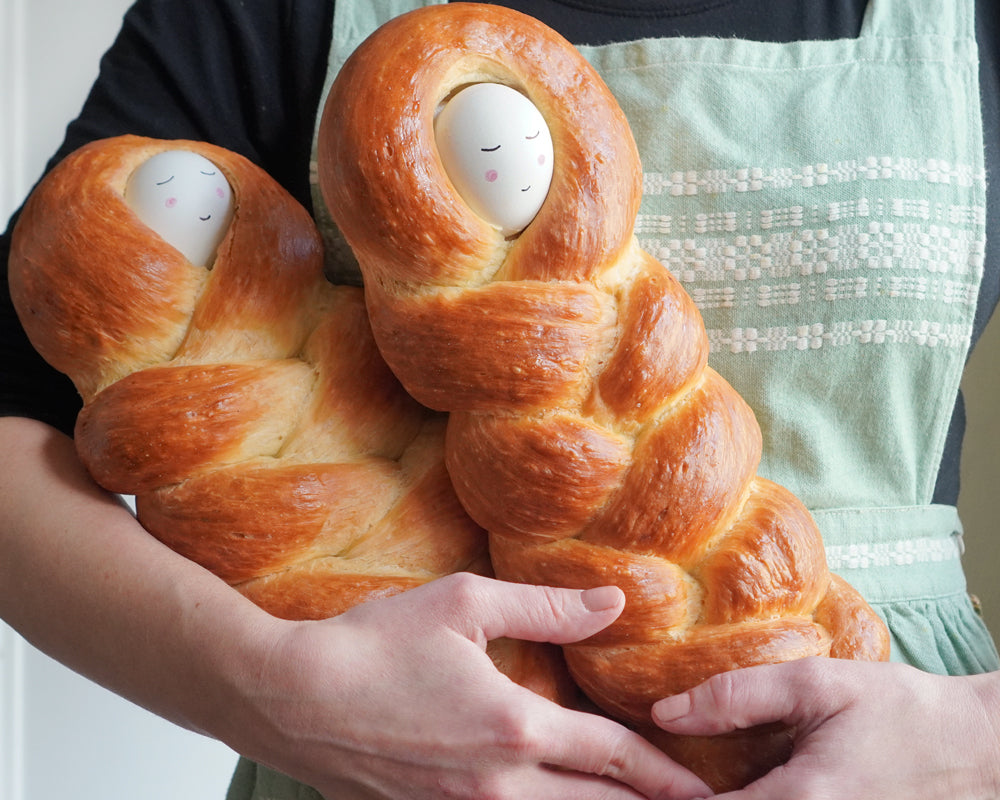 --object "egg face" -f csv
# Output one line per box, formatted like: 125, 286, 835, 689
434, 83, 554, 235
124, 150, 234, 267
